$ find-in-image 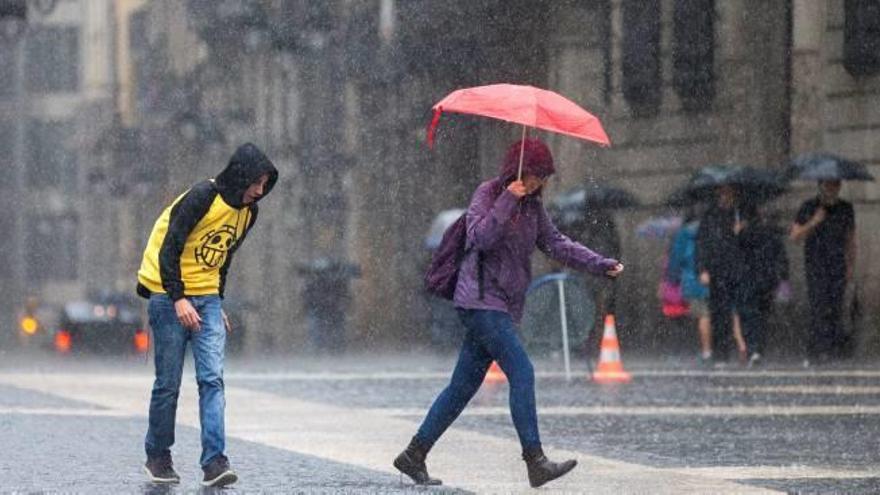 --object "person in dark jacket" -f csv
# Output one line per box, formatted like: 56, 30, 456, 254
790, 180, 856, 363
696, 185, 742, 363
558, 205, 622, 337
735, 204, 789, 366
393, 138, 623, 489
137, 143, 278, 487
